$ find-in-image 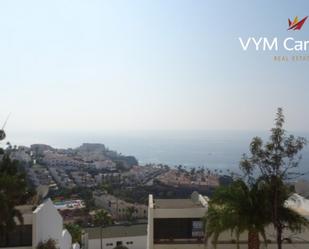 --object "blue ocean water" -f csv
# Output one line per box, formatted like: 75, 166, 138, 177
6, 130, 309, 174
